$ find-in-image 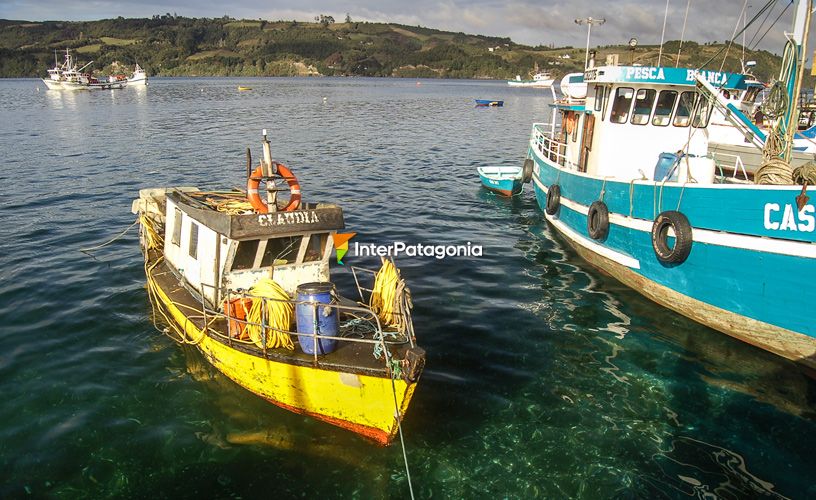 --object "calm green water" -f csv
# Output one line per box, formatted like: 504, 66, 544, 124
0, 77, 814, 499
